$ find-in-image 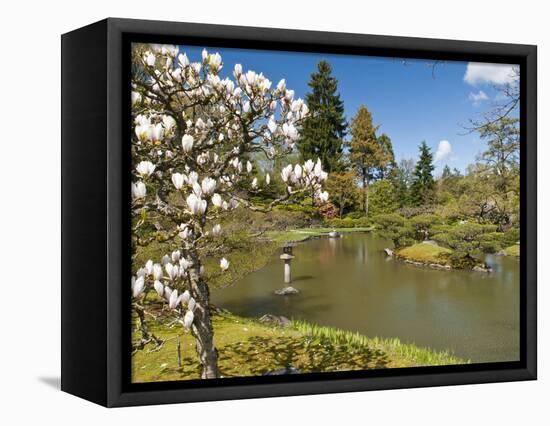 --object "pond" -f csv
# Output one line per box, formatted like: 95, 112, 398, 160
211, 233, 520, 363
